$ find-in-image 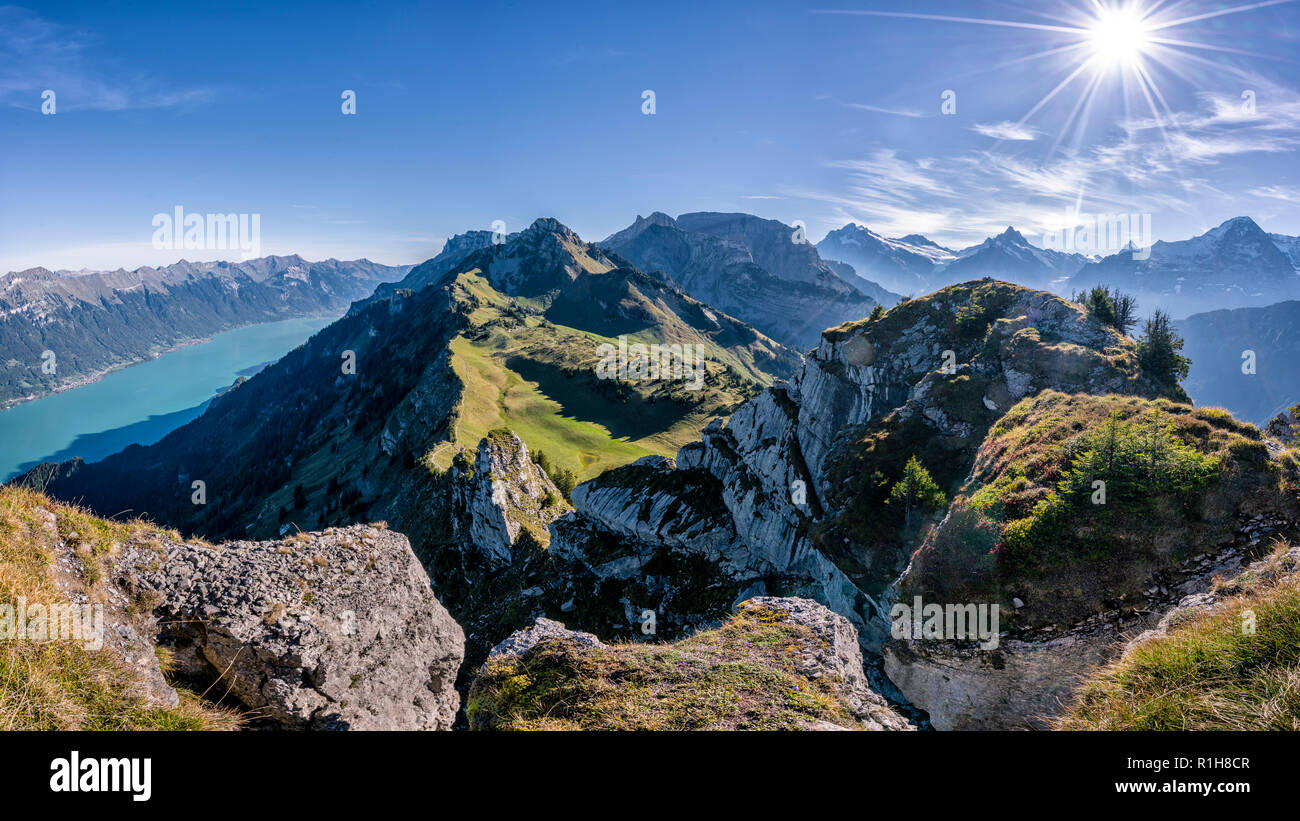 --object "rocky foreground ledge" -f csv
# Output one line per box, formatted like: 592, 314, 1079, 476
110, 524, 465, 730
467, 597, 912, 731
